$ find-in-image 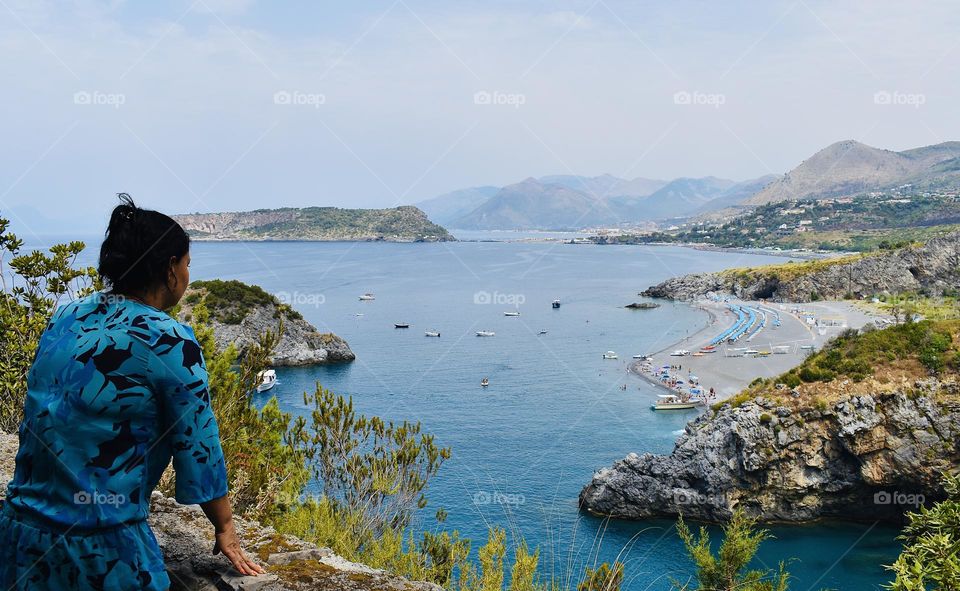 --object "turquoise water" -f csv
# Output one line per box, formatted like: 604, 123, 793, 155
51, 237, 901, 590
